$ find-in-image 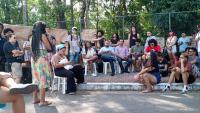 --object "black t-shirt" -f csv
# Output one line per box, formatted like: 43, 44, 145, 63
158, 59, 168, 70
3, 41, 22, 63
0, 35, 7, 57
